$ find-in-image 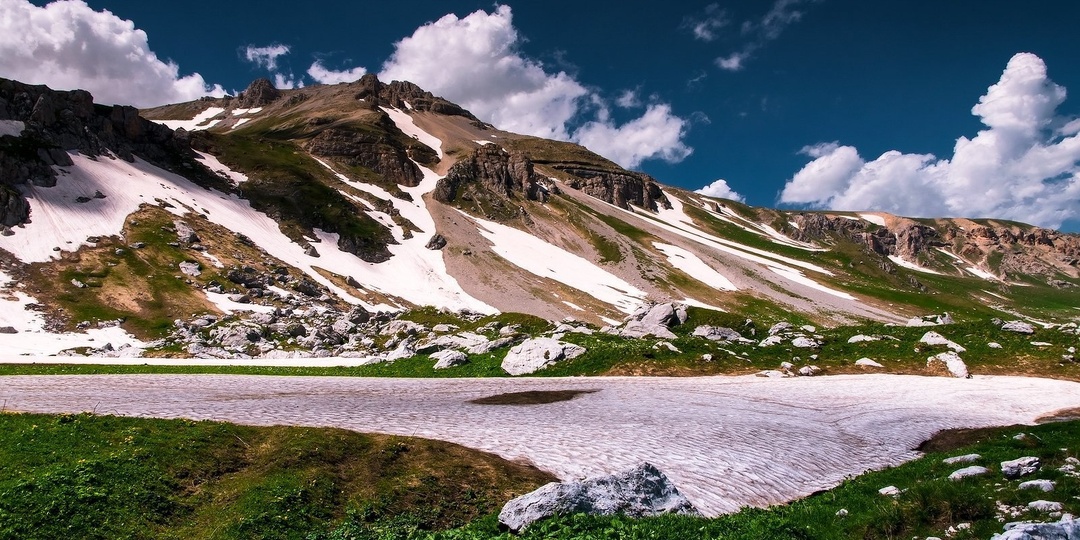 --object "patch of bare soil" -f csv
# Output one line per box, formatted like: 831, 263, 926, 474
469, 389, 598, 405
